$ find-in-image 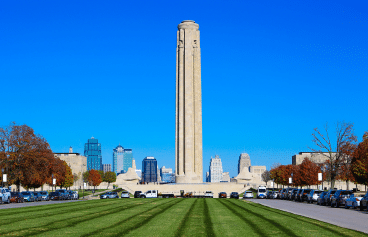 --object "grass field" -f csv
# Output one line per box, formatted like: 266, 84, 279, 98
0, 198, 365, 236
